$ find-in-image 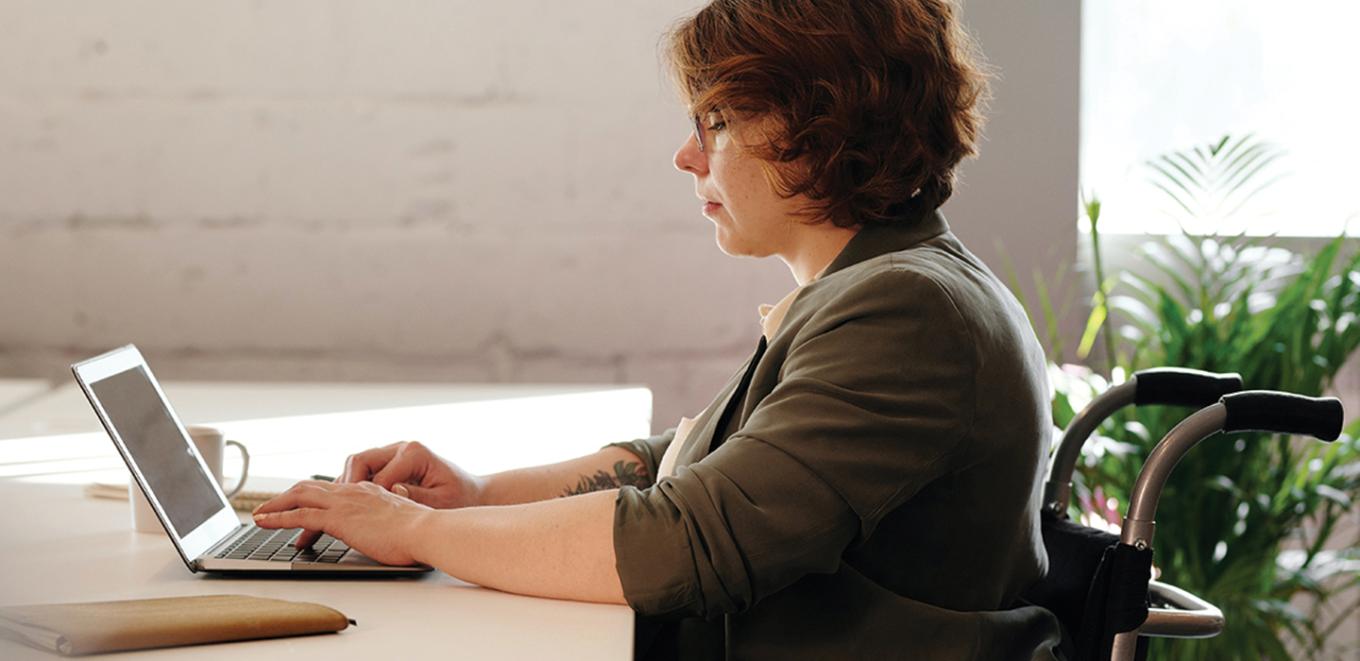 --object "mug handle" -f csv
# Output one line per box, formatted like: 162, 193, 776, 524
223, 440, 251, 498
